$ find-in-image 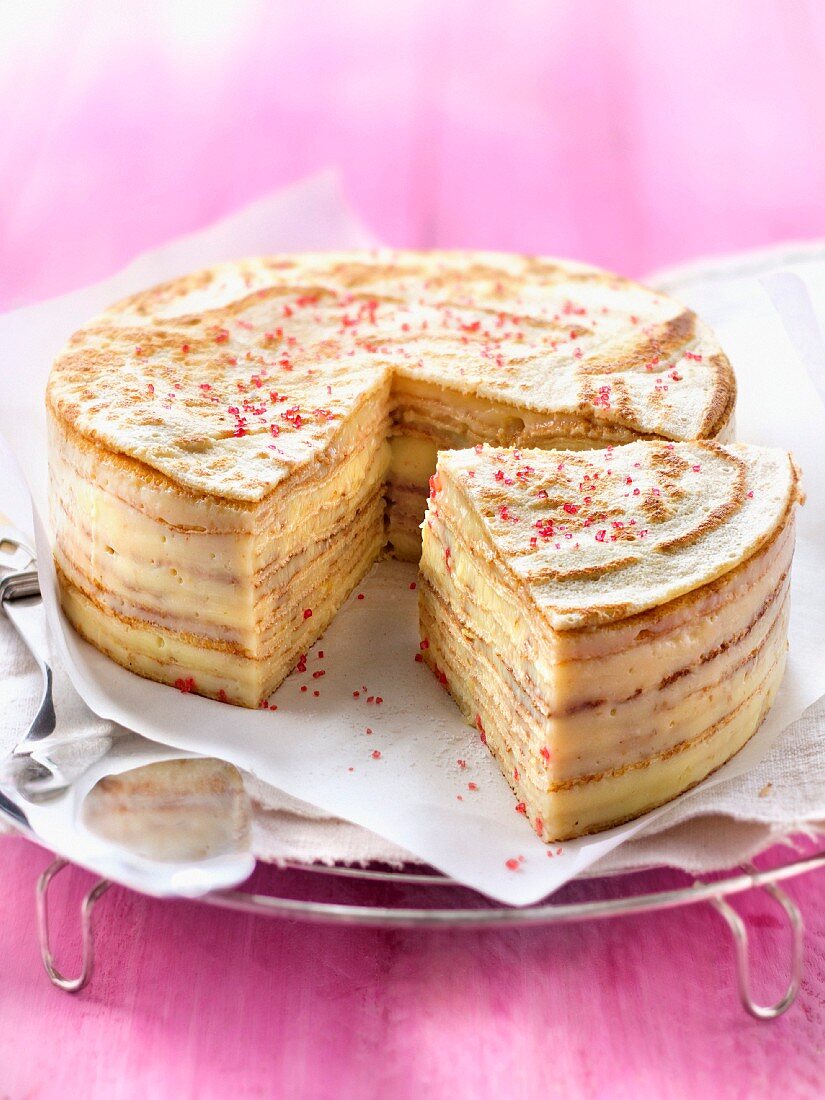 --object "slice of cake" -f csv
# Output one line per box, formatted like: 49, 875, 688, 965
419, 441, 801, 840
47, 250, 736, 706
